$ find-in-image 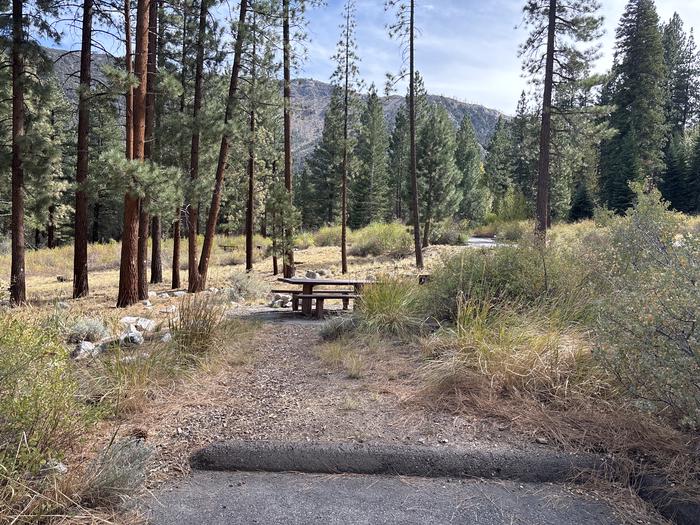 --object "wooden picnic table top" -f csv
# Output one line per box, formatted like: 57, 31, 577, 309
278, 277, 371, 286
